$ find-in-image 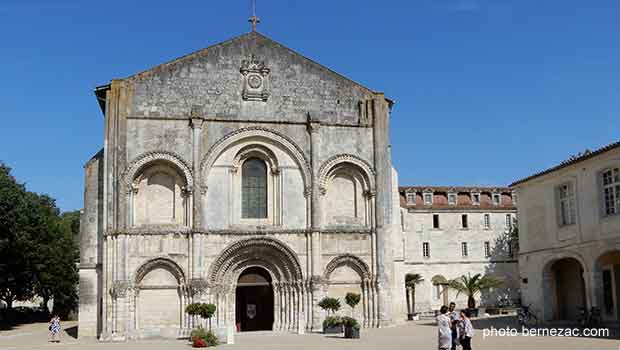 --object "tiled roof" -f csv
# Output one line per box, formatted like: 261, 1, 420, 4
398, 186, 512, 193
510, 140, 620, 187
398, 185, 516, 210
